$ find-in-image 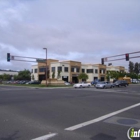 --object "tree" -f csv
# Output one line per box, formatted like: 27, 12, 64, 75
107, 71, 119, 80
0, 75, 3, 80
126, 72, 138, 79
14, 75, 18, 80
57, 70, 61, 79
139, 63, 140, 73
118, 71, 126, 77
129, 61, 134, 73
31, 74, 35, 80
3, 74, 11, 80
106, 71, 126, 80
78, 73, 88, 81
52, 72, 55, 79
18, 69, 31, 80
134, 62, 139, 75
